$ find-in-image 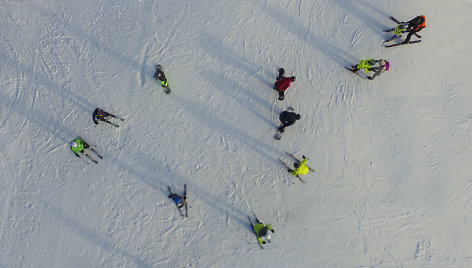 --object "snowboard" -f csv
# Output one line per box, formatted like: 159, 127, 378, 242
155, 65, 171, 94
